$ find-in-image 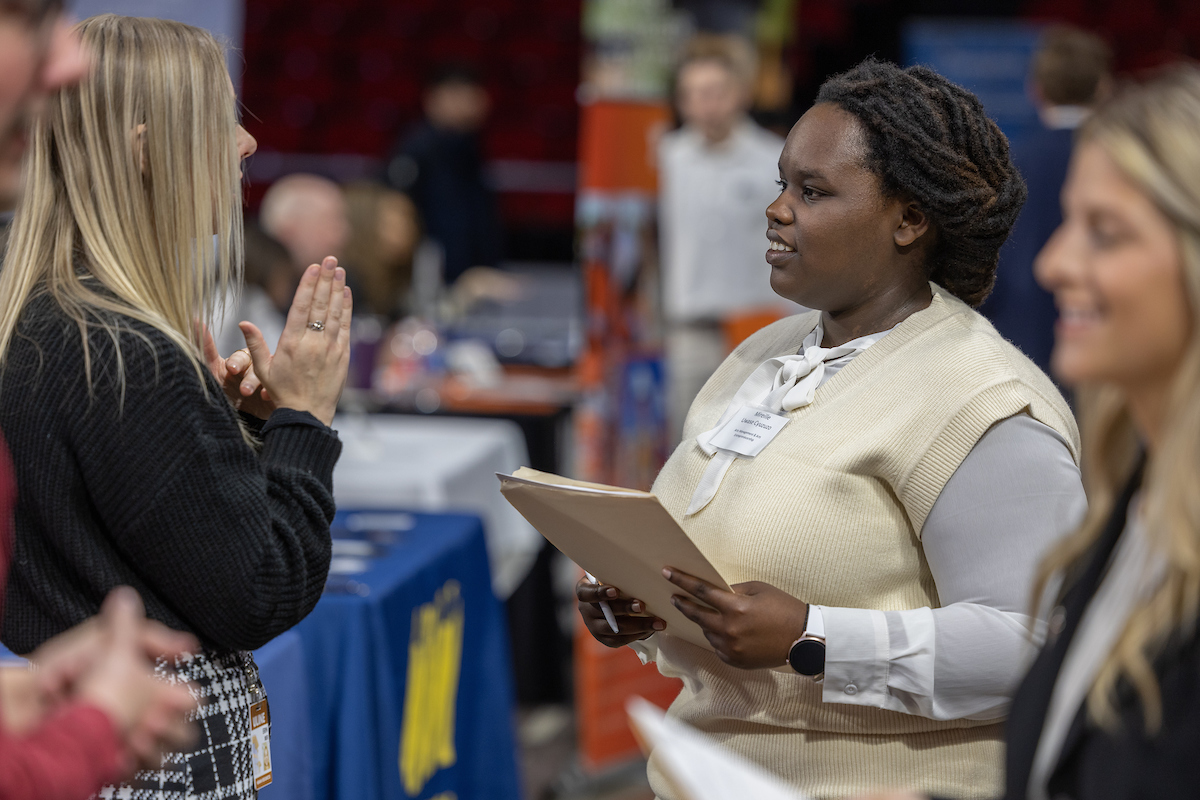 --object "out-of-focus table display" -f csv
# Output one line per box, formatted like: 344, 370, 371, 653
443, 262, 582, 370
374, 364, 578, 419
254, 630, 314, 800
301, 509, 521, 800
358, 263, 580, 422
331, 414, 542, 600
339, 263, 583, 709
